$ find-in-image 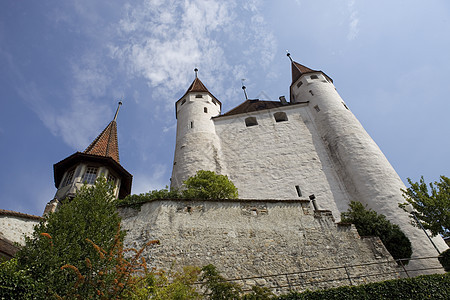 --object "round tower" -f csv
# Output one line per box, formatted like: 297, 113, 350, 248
288, 57, 447, 265
170, 71, 224, 189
